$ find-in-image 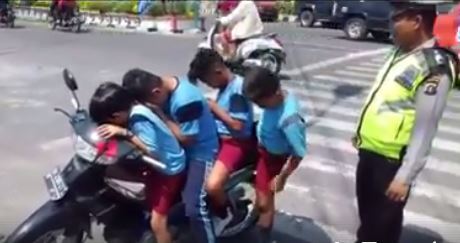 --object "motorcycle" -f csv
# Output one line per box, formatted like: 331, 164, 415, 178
48, 7, 84, 33
199, 21, 286, 75
0, 5, 15, 28
5, 69, 258, 243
